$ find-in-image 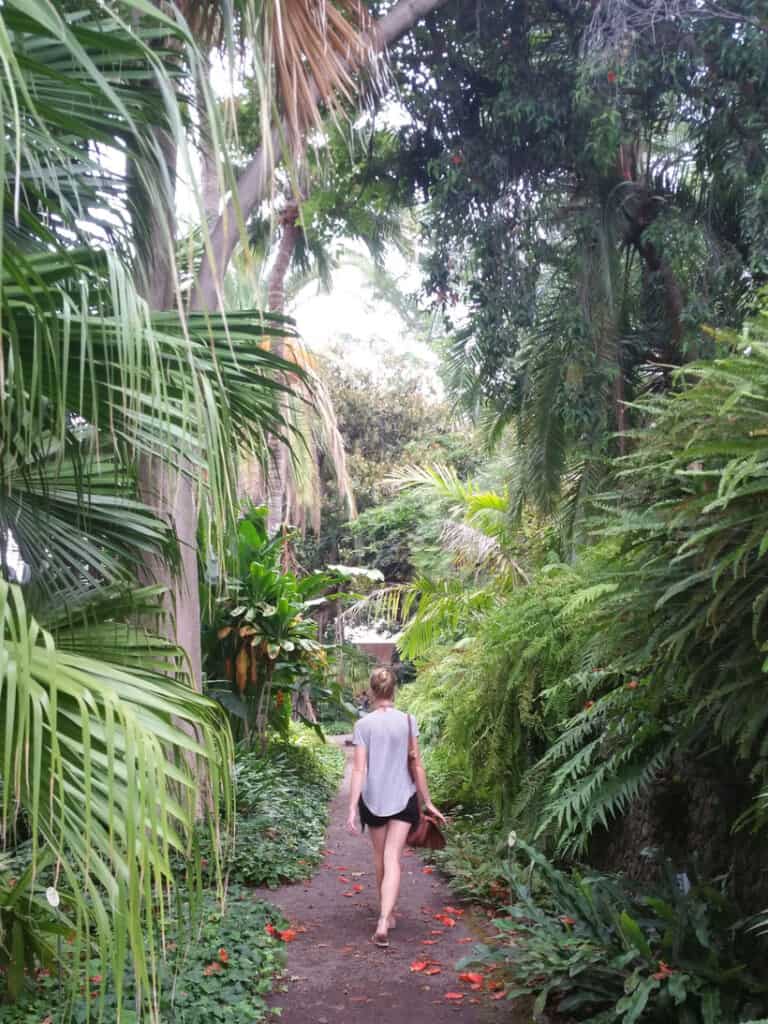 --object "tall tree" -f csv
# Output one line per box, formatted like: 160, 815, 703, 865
0, 1, 305, 1011
378, 0, 768, 522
